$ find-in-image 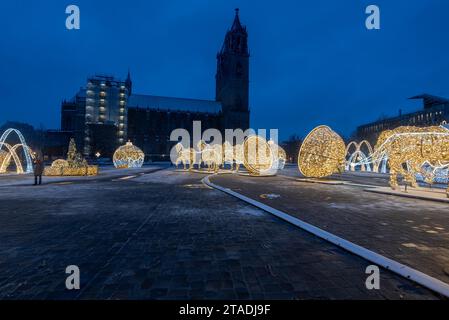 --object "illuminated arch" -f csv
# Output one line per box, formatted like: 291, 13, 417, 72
0, 128, 33, 174
345, 140, 374, 172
